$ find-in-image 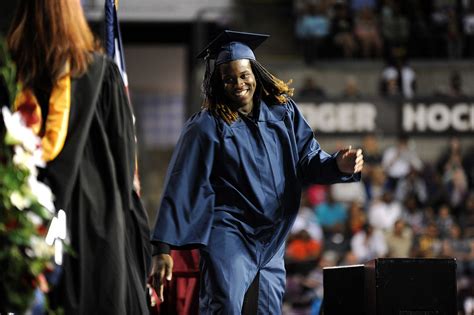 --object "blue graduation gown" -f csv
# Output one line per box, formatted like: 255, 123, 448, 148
152, 98, 359, 314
